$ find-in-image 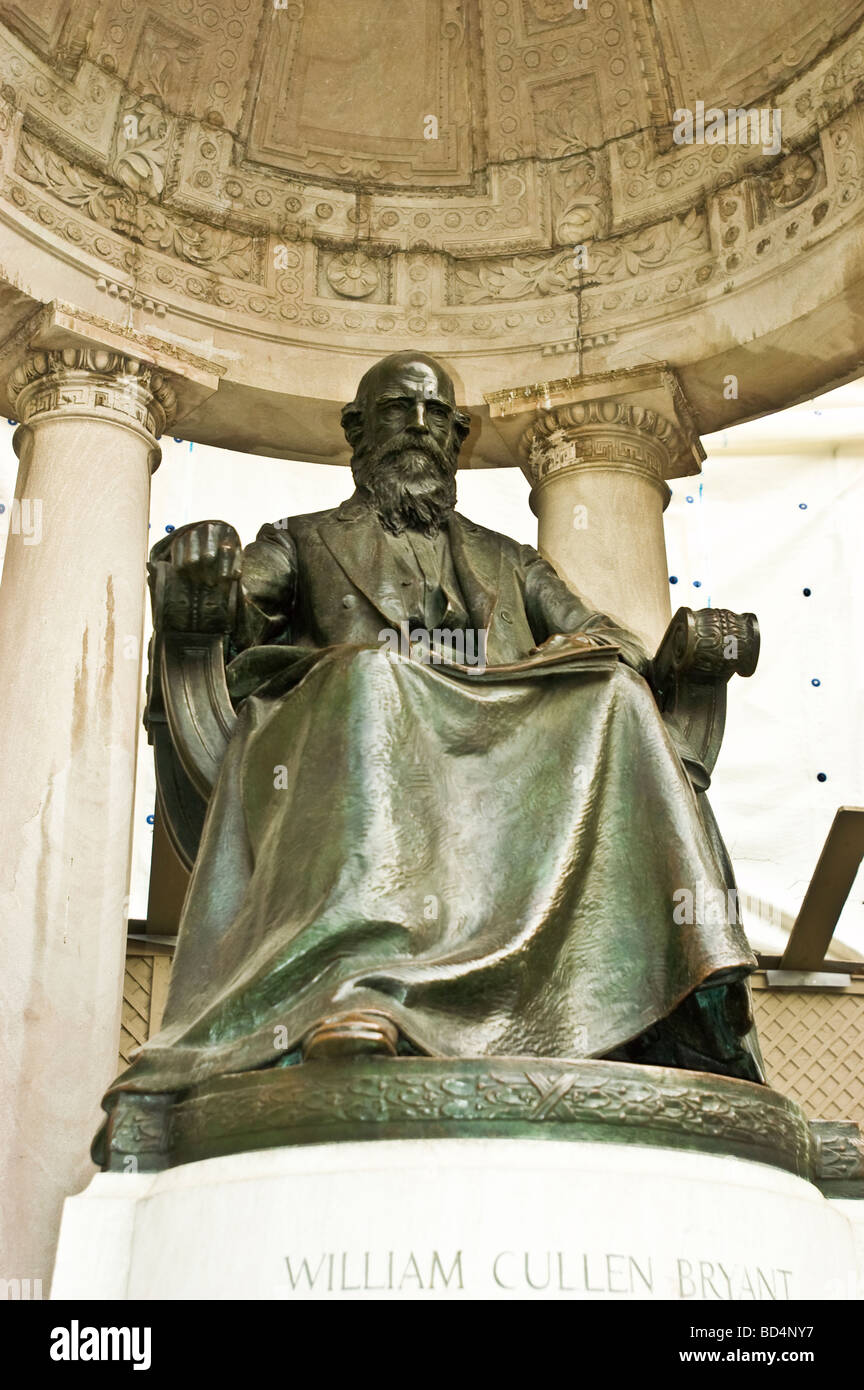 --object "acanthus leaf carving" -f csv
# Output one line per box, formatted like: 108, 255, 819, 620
16, 132, 255, 280
17, 134, 114, 220
552, 155, 609, 244
113, 97, 171, 200
451, 207, 710, 304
